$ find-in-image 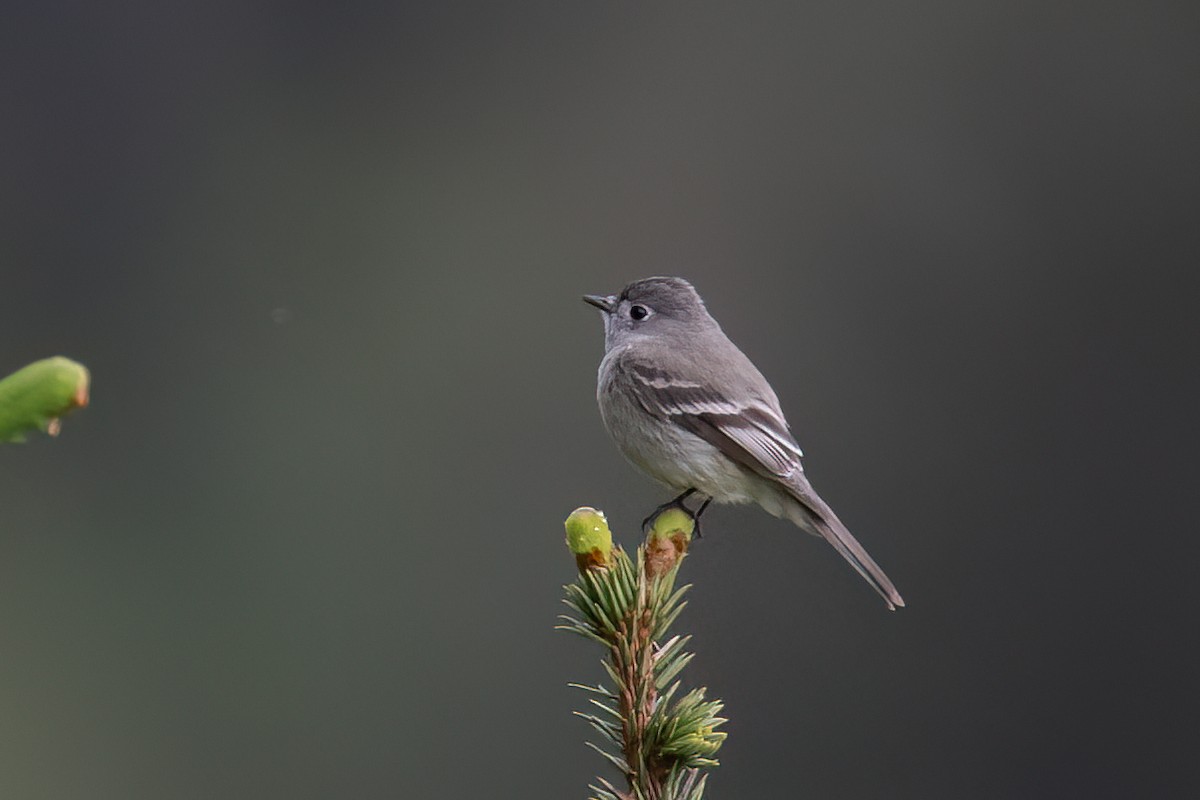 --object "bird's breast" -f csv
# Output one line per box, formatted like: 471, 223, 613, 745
597, 368, 756, 504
